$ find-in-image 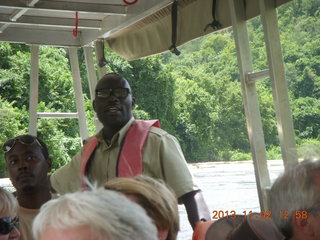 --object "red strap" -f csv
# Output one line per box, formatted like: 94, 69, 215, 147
117, 120, 160, 177
80, 120, 160, 189
80, 136, 98, 190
